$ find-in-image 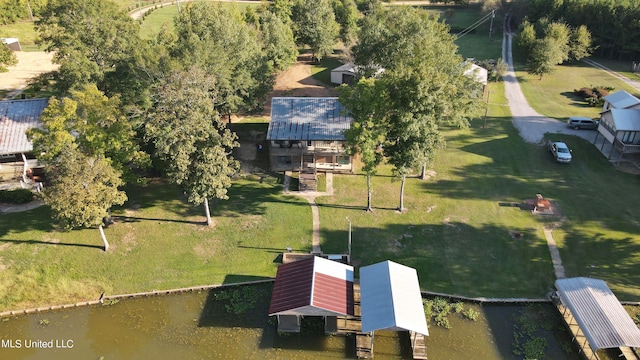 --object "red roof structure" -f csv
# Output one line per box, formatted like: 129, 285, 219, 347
269, 256, 354, 317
